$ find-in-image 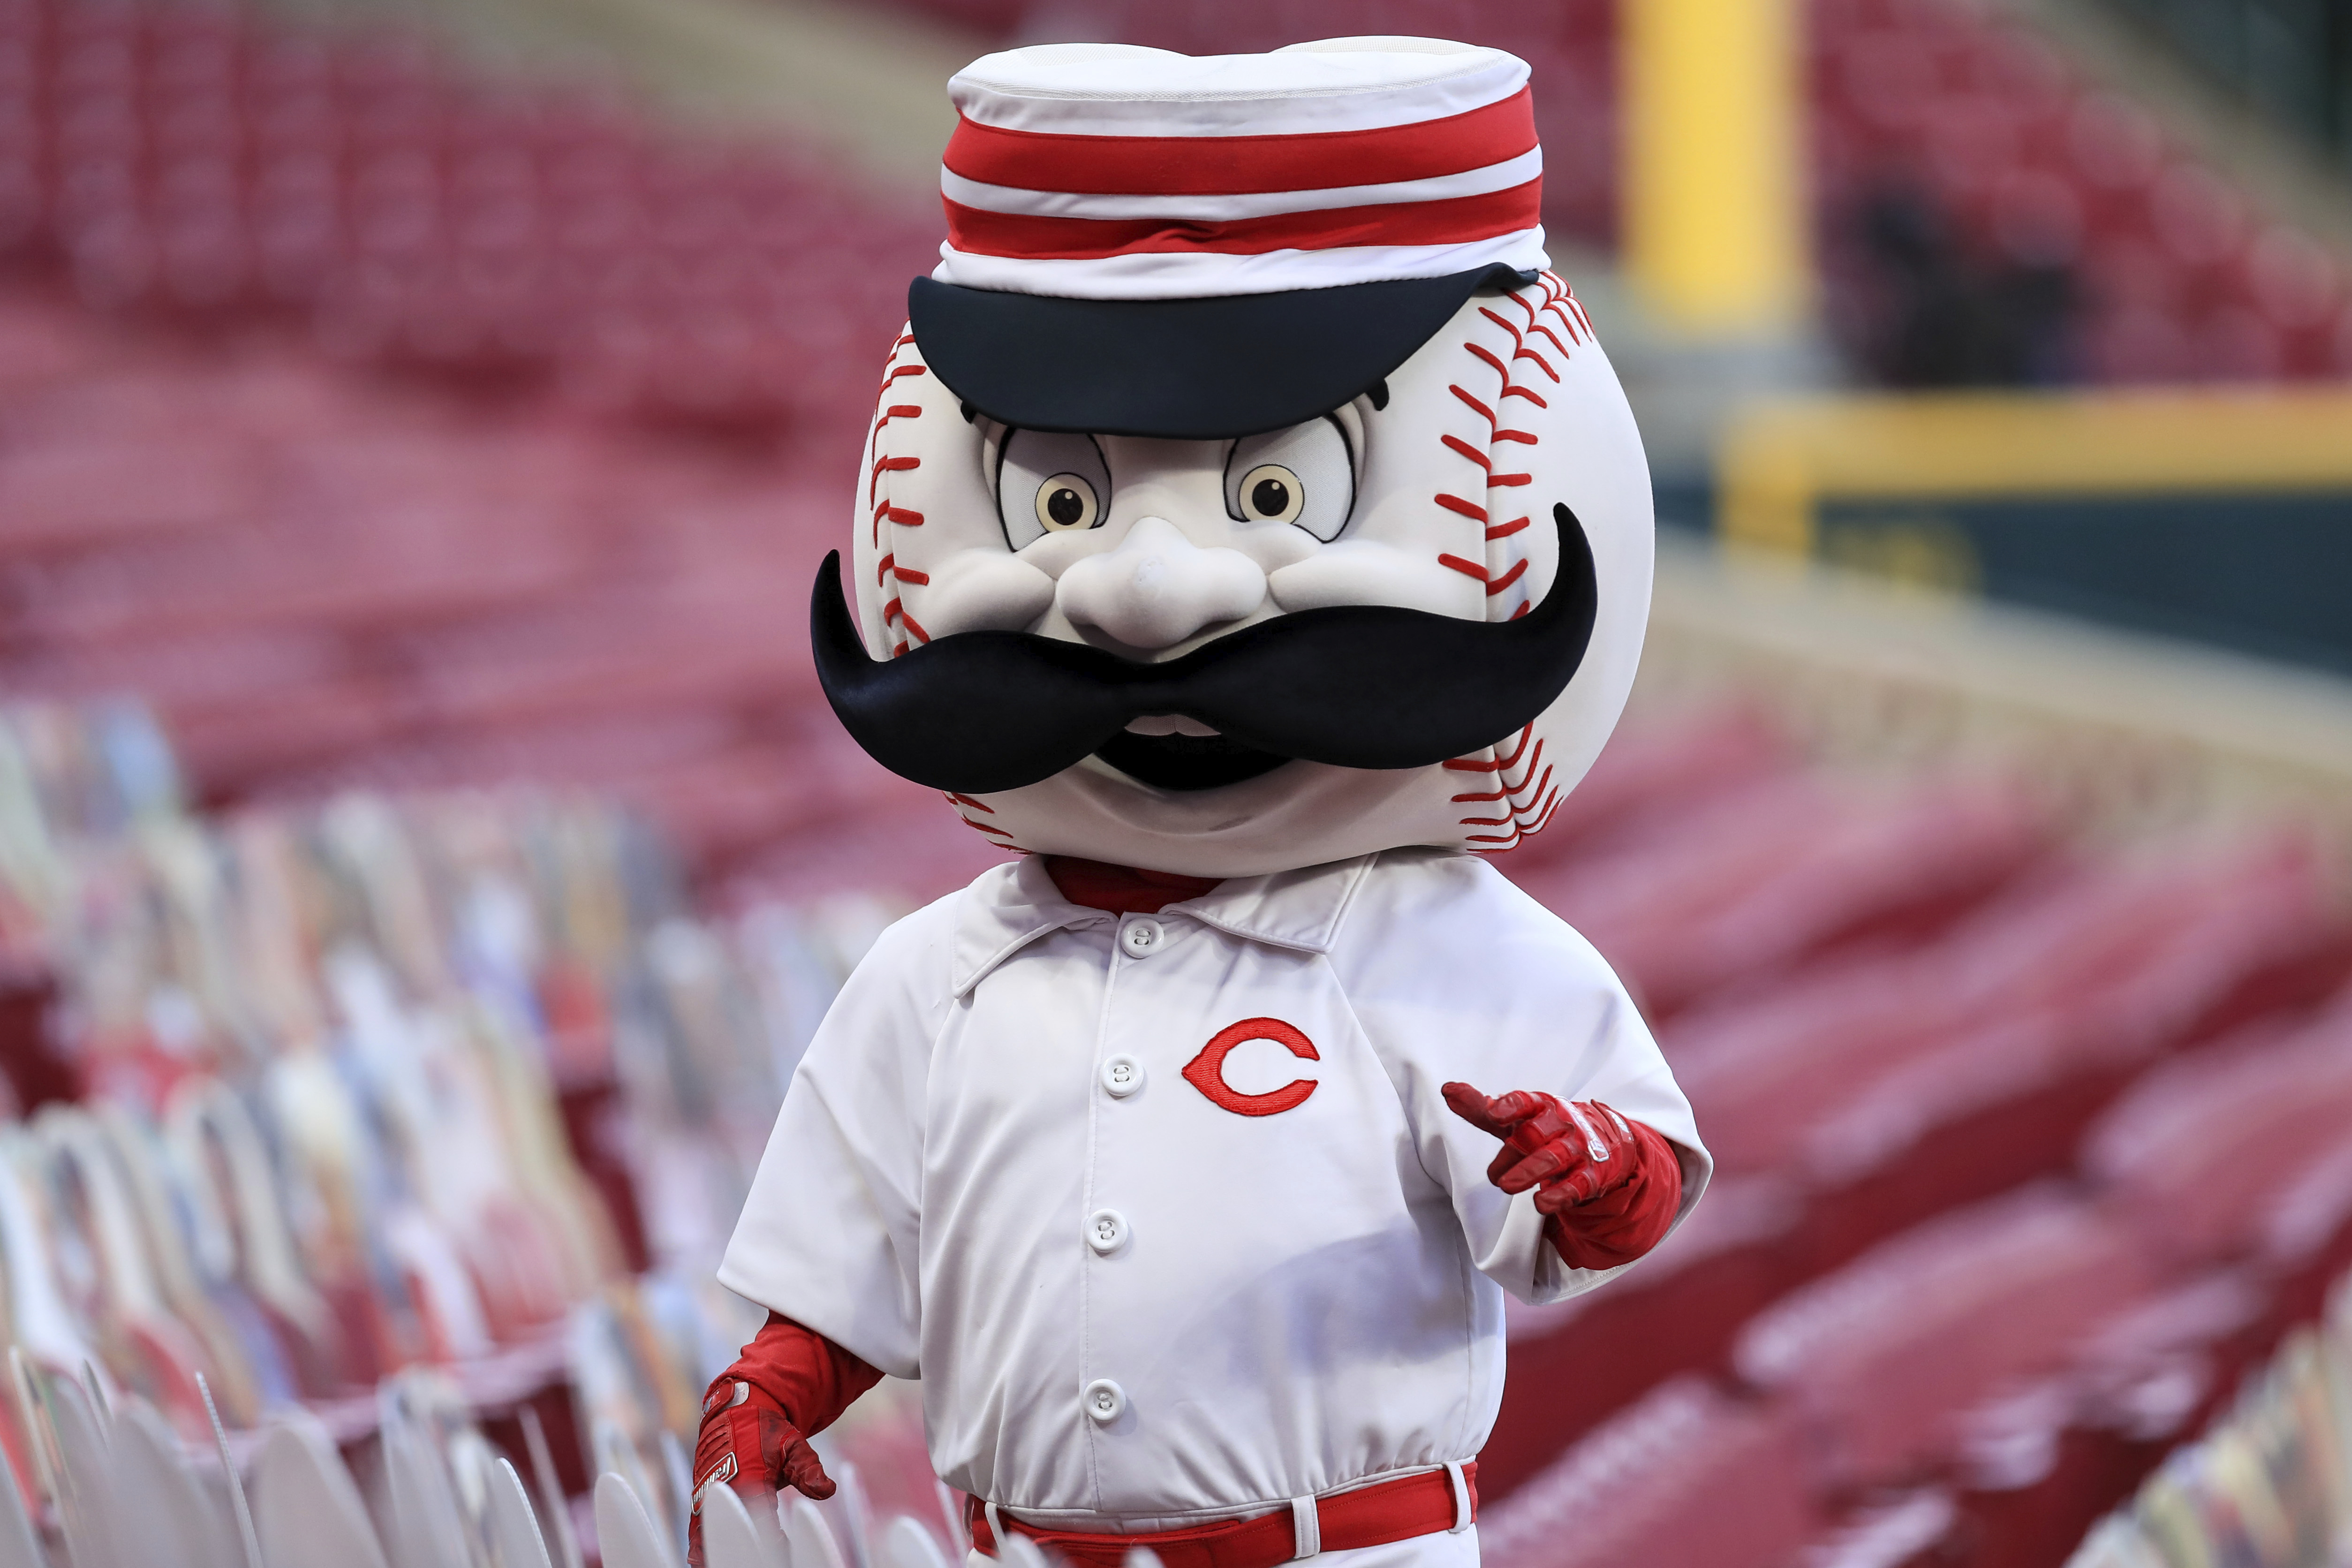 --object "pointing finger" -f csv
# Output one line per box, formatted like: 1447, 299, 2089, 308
1442, 1081, 1514, 1137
